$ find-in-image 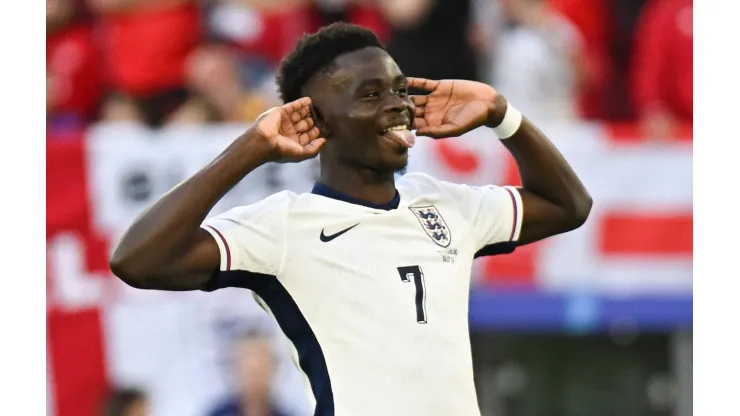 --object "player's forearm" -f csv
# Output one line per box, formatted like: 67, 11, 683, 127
492, 99, 592, 224
110, 130, 270, 281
